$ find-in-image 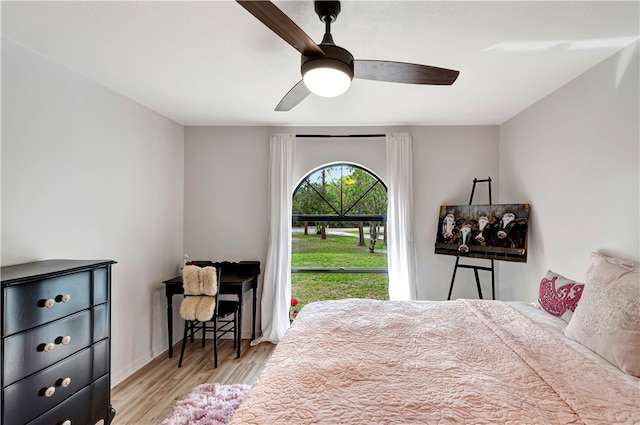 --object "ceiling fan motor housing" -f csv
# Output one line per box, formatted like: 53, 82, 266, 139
301, 43, 354, 81
315, 1, 341, 23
